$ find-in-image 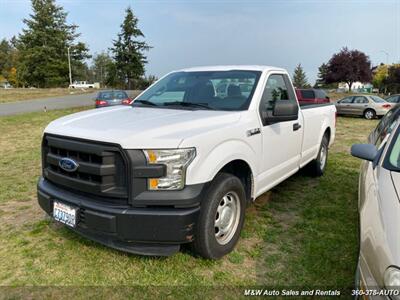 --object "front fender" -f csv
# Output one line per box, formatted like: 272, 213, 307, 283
185, 139, 258, 188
